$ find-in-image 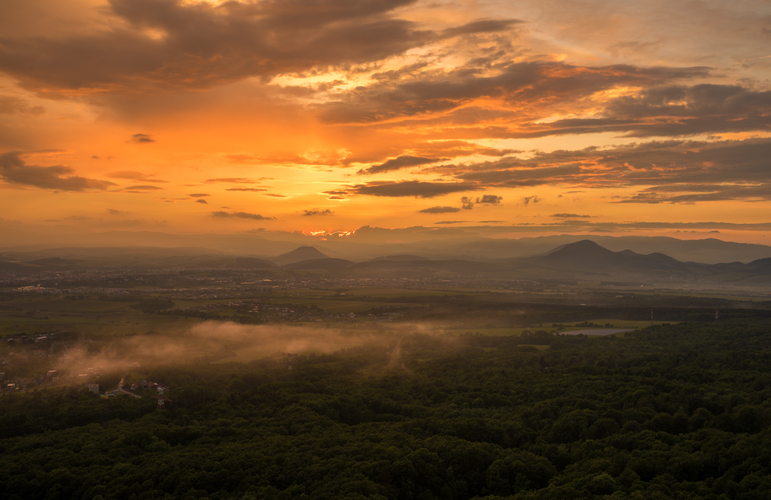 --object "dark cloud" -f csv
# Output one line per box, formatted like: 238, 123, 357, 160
418, 206, 461, 214
188, 193, 209, 197
107, 171, 167, 183
357, 155, 446, 175
303, 209, 334, 216
614, 185, 771, 204
211, 211, 275, 220
603, 84, 771, 138
317, 61, 708, 124
427, 138, 771, 203
522, 195, 541, 205
195, 199, 208, 204
430, 158, 583, 187
106, 208, 128, 215
434, 220, 465, 224
129, 133, 155, 144
458, 194, 501, 209
0, 0, 514, 96
346, 180, 479, 198
0, 151, 116, 191
553, 213, 591, 218
476, 194, 502, 204
506, 84, 771, 139
225, 187, 268, 192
